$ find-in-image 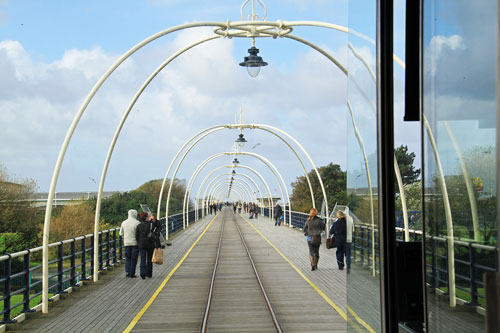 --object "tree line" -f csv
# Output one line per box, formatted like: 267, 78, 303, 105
0, 163, 188, 254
